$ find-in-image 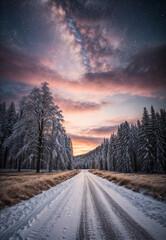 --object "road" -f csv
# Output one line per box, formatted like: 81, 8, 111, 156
0, 170, 166, 240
